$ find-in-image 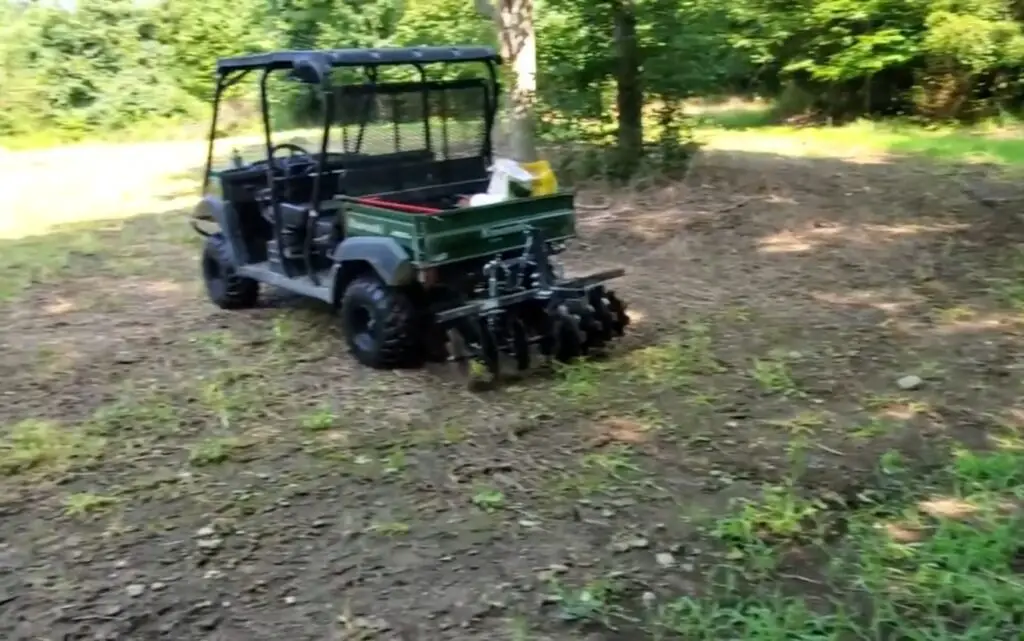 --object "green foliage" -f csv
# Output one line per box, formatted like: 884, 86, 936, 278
3, 0, 1024, 147
726, 0, 1024, 118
